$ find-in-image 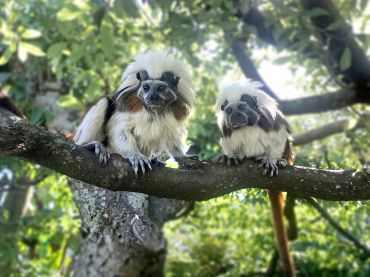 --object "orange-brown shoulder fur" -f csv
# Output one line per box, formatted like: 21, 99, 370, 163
124, 94, 143, 113
171, 100, 190, 121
